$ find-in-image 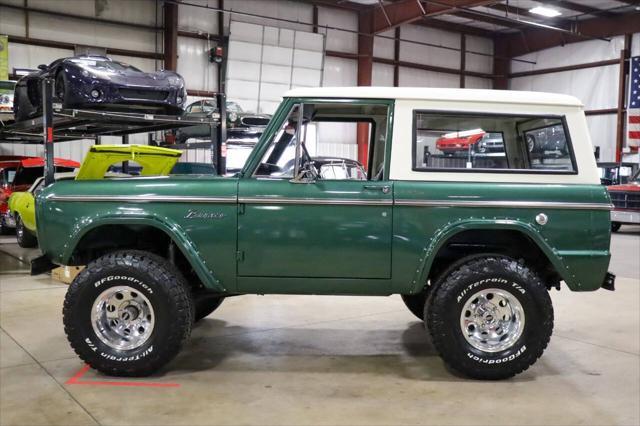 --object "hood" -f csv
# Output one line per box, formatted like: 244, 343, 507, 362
75, 145, 182, 180
69, 58, 184, 88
